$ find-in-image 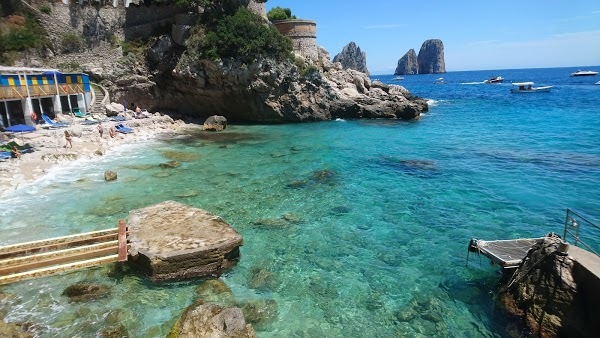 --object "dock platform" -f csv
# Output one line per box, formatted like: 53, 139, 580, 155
468, 237, 543, 268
